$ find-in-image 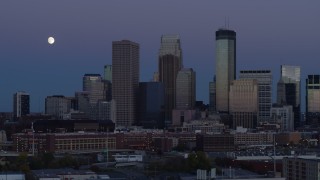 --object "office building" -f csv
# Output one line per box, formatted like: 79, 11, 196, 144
158, 35, 182, 125
97, 100, 116, 123
13, 91, 30, 119
104, 65, 112, 82
270, 104, 294, 131
229, 79, 258, 129
83, 74, 105, 104
138, 82, 165, 128
215, 29, 236, 113
209, 76, 216, 113
45, 95, 72, 119
283, 157, 320, 180
277, 65, 301, 129
306, 75, 320, 126
176, 68, 196, 110
112, 40, 139, 127
239, 70, 272, 123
